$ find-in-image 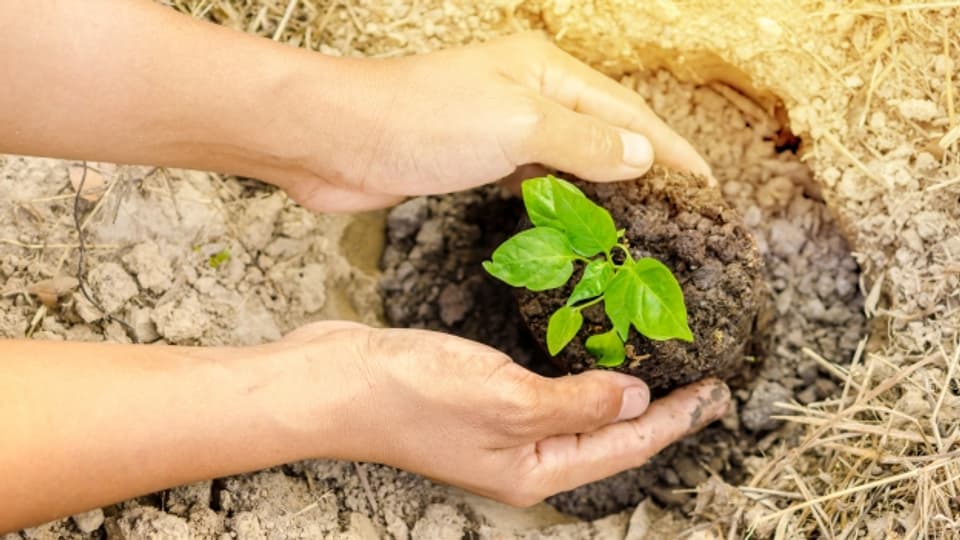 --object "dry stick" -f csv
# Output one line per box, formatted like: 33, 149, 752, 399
786, 465, 834, 539
739, 486, 804, 501
749, 353, 941, 489
353, 463, 380, 520
817, 2, 960, 15
858, 59, 885, 128
272, 0, 299, 40
925, 175, 960, 192
944, 20, 956, 127
757, 460, 951, 524
881, 9, 901, 97
821, 133, 885, 186
0, 239, 120, 250
776, 416, 930, 444
726, 507, 744, 540
73, 162, 139, 343
932, 344, 959, 451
